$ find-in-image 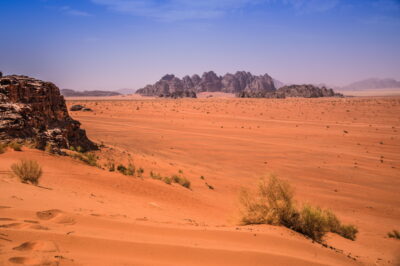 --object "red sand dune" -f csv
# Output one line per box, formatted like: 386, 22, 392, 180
1, 96, 399, 265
